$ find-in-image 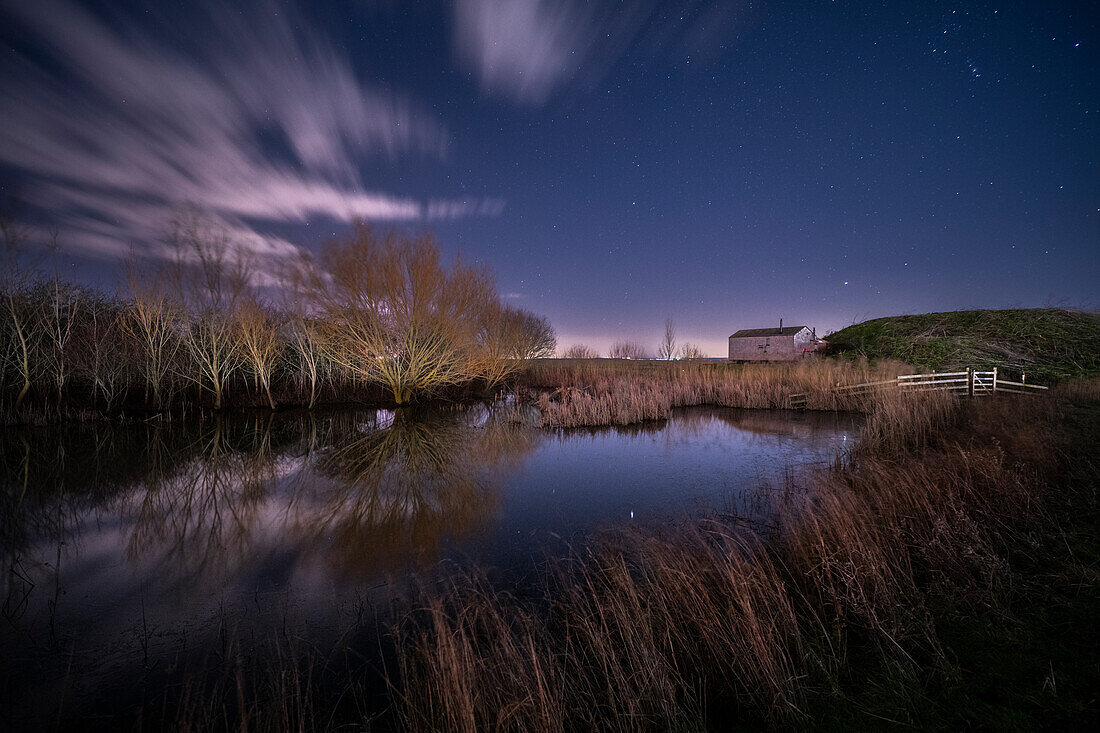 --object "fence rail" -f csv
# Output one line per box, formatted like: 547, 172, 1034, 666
790, 367, 1047, 407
